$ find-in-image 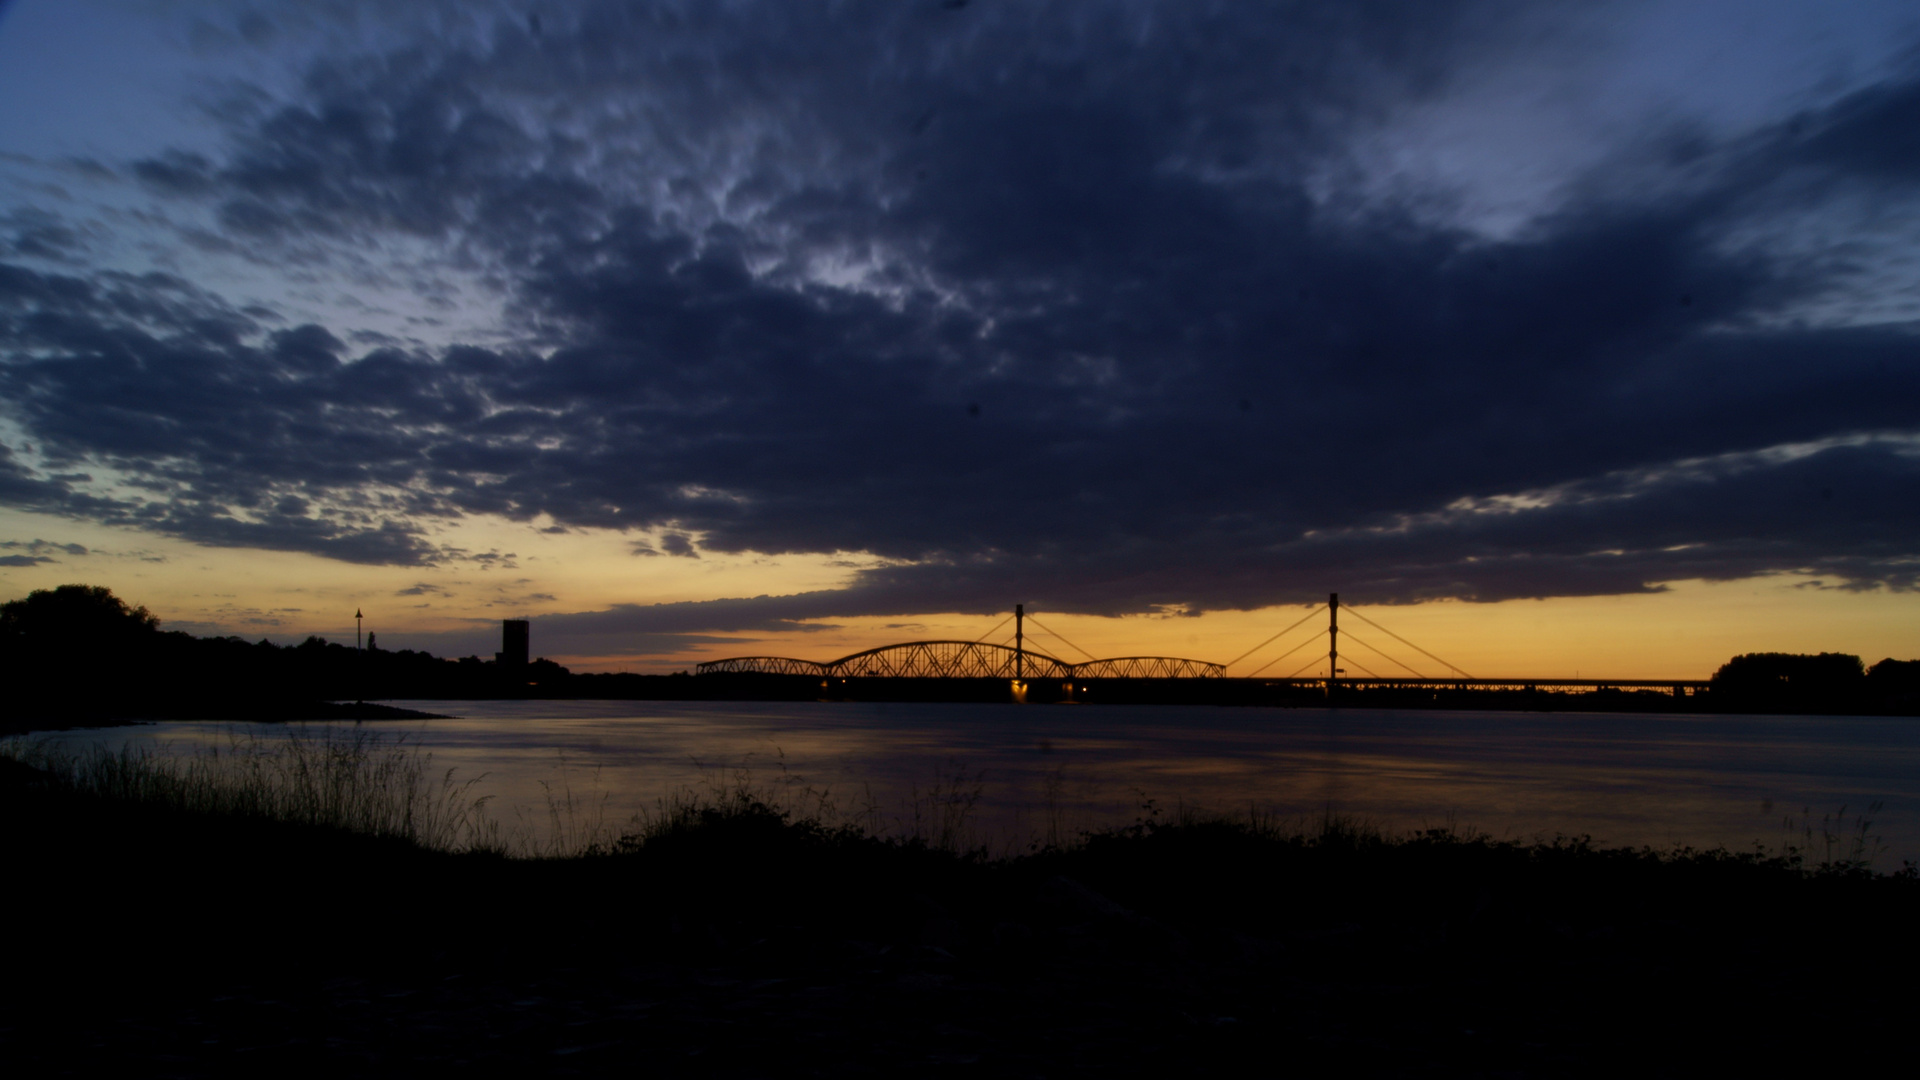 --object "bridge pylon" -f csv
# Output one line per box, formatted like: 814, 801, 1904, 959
1015, 603, 1024, 682
1328, 592, 1339, 696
